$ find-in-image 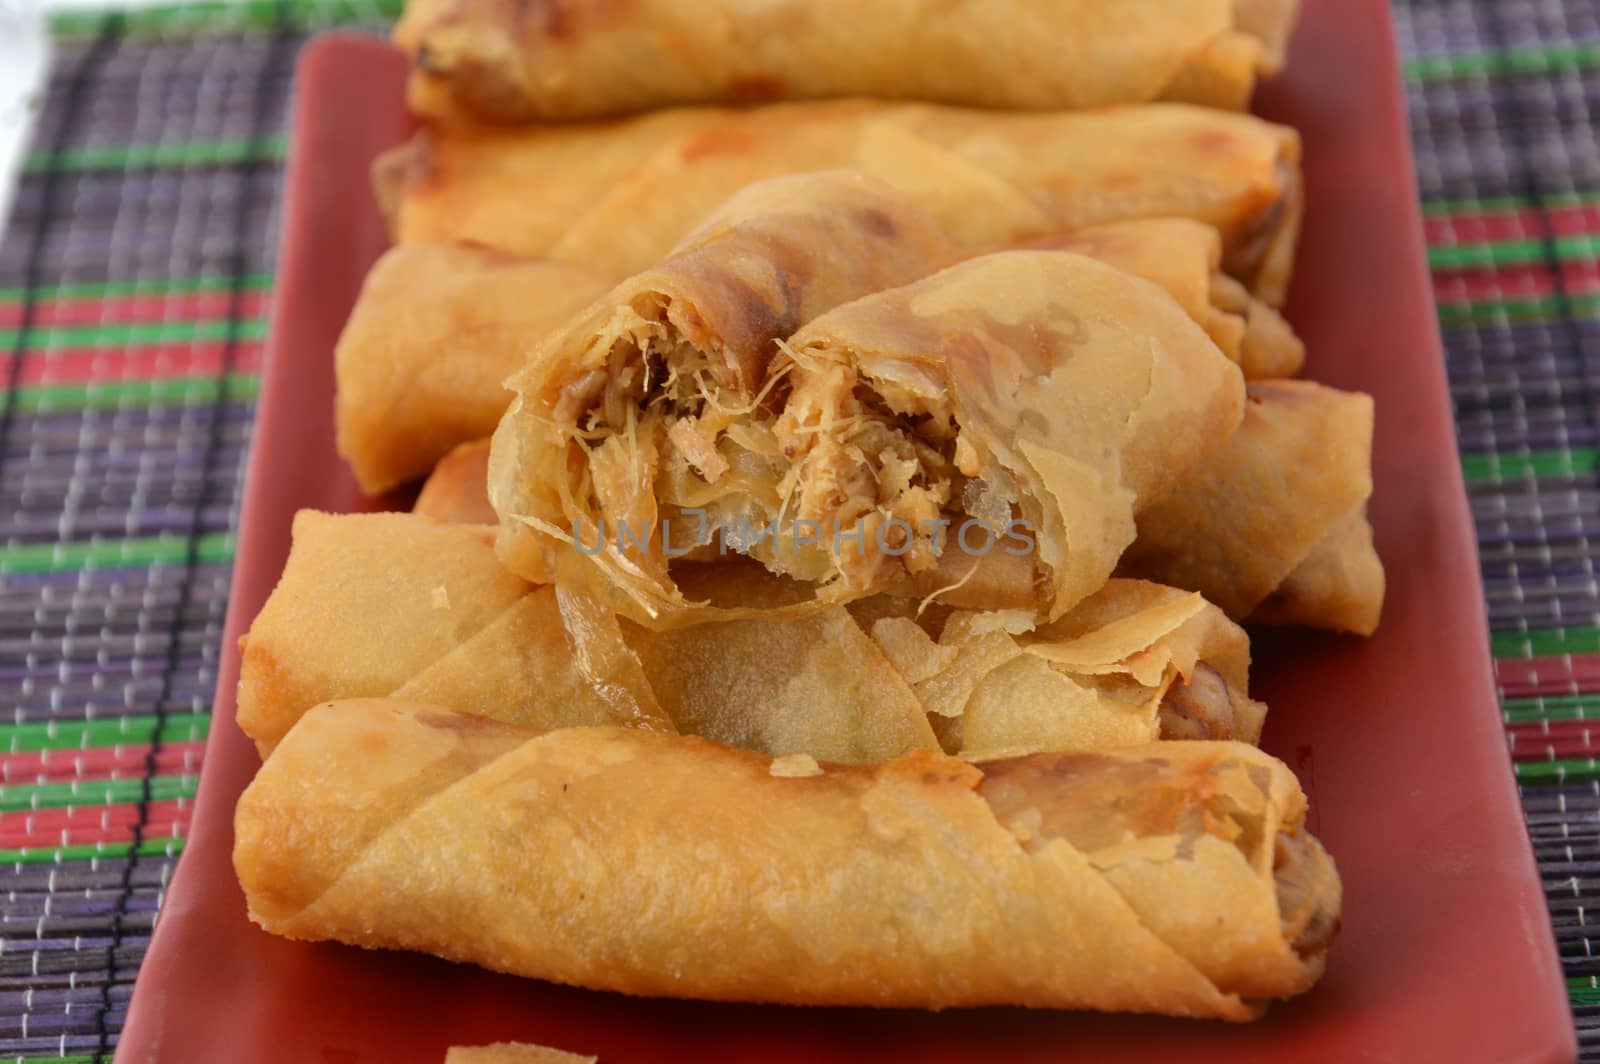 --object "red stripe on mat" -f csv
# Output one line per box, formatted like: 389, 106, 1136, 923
0, 743, 206, 785
1507, 720, 1600, 760
5, 342, 265, 386
1433, 260, 1600, 303
1424, 203, 1600, 245
1496, 653, 1600, 695
0, 799, 191, 851
0, 291, 270, 329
